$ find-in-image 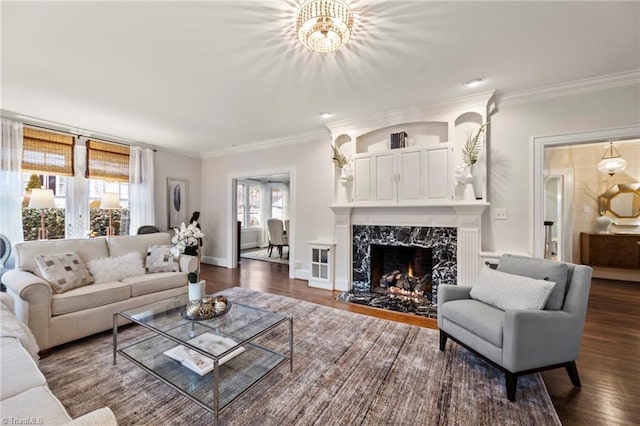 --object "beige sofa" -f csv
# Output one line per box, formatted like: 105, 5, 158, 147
1, 233, 195, 351
0, 293, 118, 425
